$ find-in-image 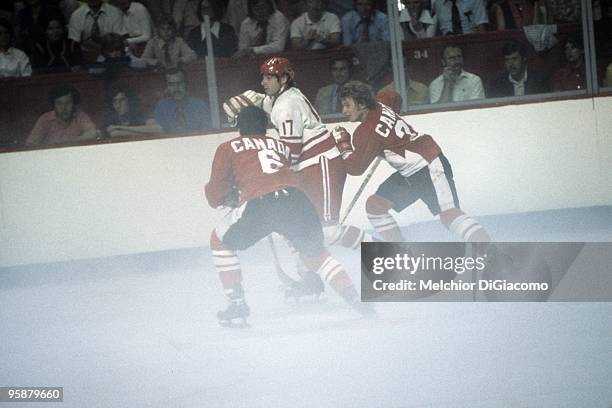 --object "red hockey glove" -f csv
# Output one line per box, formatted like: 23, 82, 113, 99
331, 126, 354, 159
